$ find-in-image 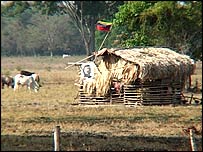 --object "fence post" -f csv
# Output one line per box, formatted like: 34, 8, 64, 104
195, 79, 200, 93
189, 94, 193, 104
54, 126, 60, 151
190, 129, 197, 151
